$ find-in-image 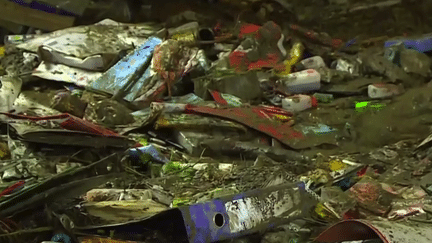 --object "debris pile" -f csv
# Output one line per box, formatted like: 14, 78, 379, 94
1, 1, 432, 243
